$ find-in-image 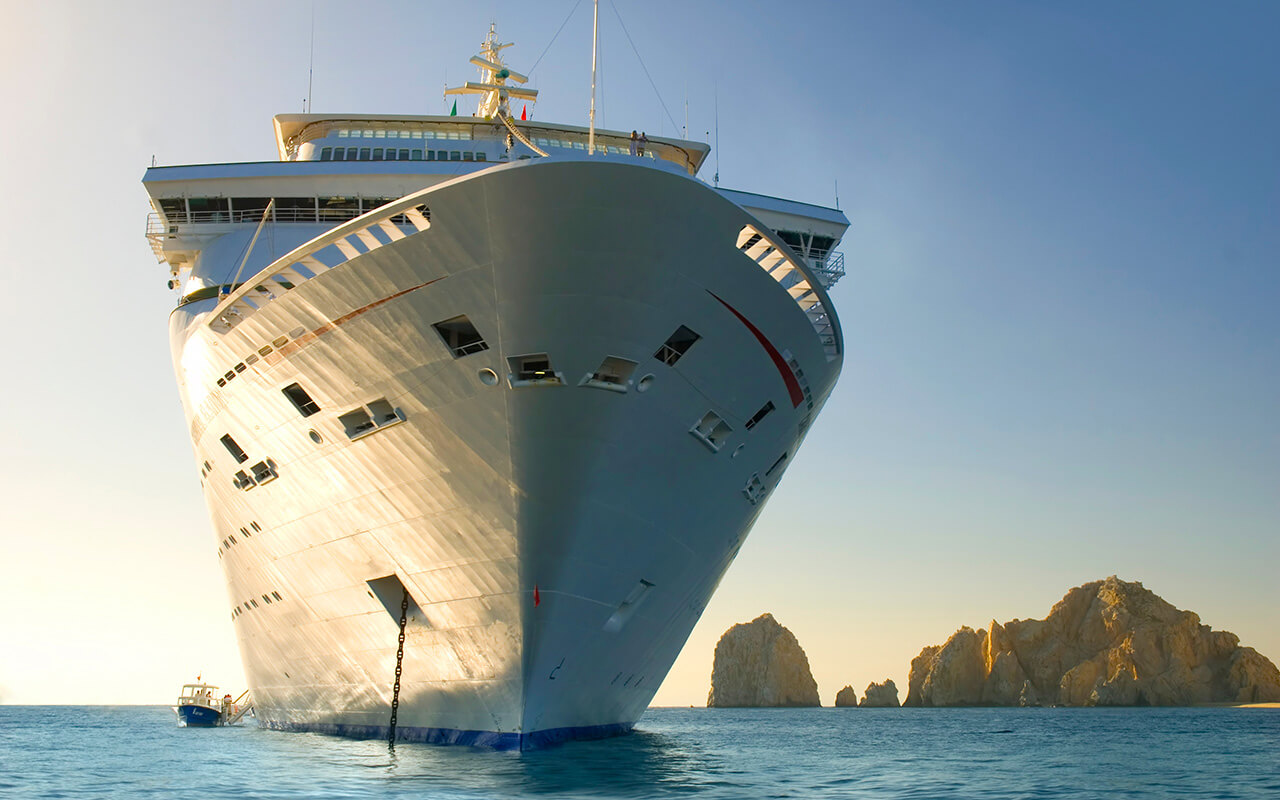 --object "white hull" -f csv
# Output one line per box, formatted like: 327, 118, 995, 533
167, 158, 842, 747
